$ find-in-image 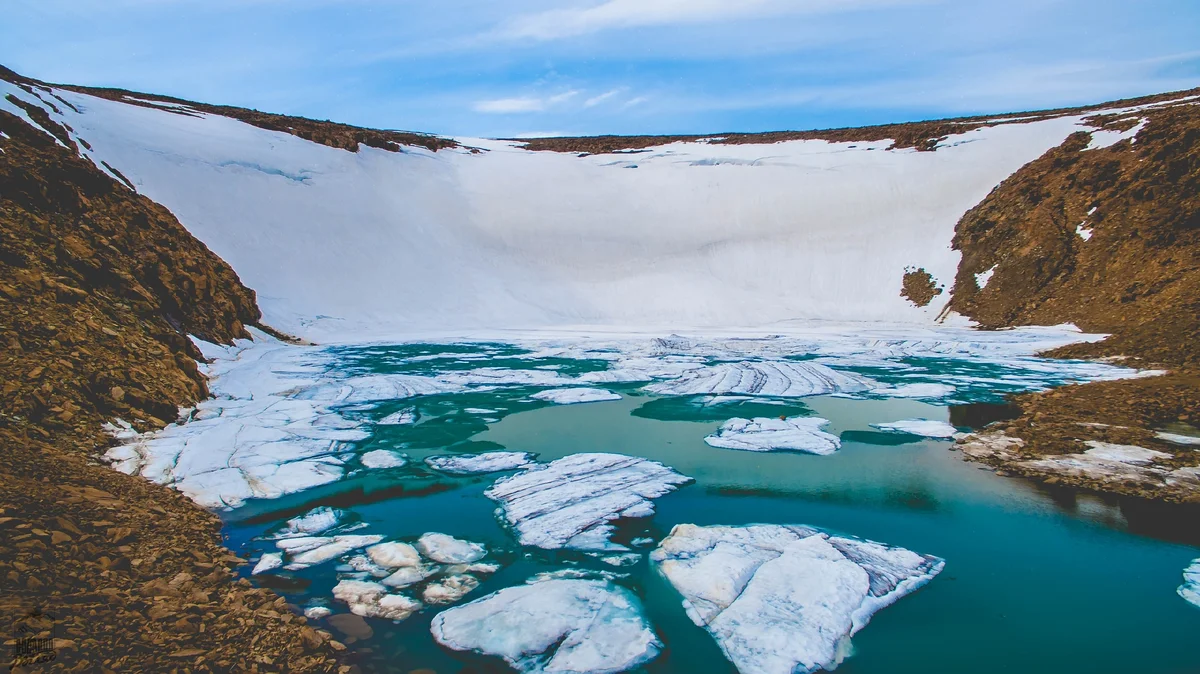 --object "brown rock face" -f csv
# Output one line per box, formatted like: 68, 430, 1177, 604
899, 267, 943, 308
0, 73, 341, 670
946, 98, 1200, 502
